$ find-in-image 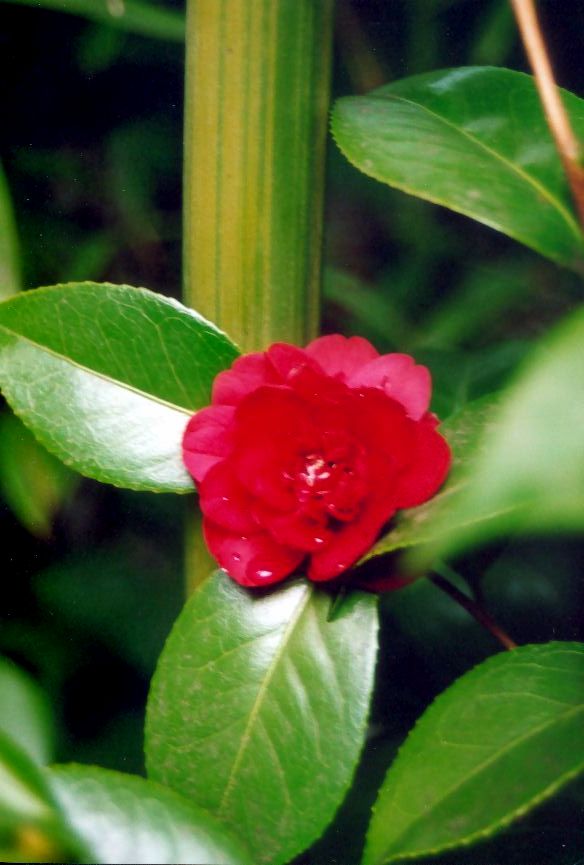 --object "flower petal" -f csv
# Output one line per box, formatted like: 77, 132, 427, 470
204, 521, 304, 587
308, 449, 397, 582
266, 343, 317, 381
199, 461, 258, 534
233, 385, 318, 508
253, 501, 333, 552
212, 353, 280, 406
347, 354, 431, 420
349, 388, 413, 467
395, 414, 452, 509
308, 493, 397, 582
305, 335, 379, 380
182, 405, 235, 483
